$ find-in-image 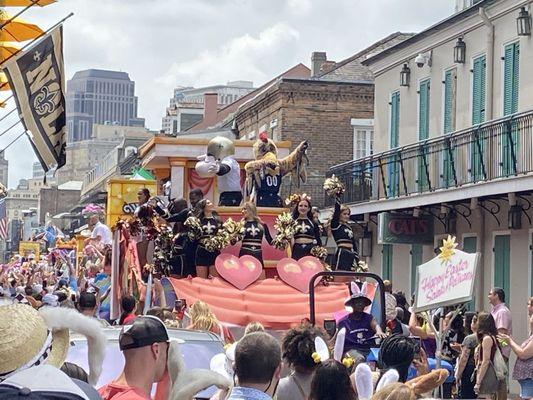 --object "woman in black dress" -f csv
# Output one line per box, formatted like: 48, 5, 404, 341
290, 196, 322, 260
330, 199, 359, 271
194, 199, 222, 278
239, 202, 273, 275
